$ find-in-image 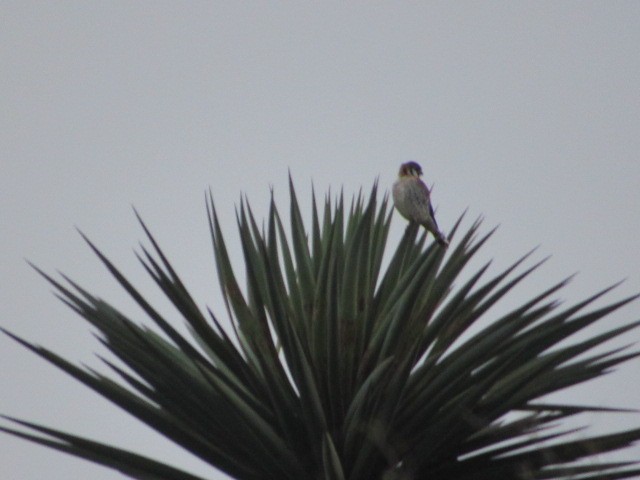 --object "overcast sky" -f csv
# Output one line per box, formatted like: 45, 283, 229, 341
2, 3, 640, 479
